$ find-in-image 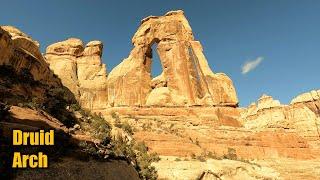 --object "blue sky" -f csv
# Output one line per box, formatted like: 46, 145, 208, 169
1, 0, 319, 106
